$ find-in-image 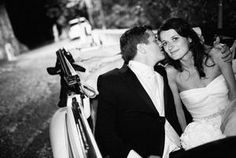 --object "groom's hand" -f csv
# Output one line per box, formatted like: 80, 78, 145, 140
220, 45, 233, 62
211, 40, 233, 63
